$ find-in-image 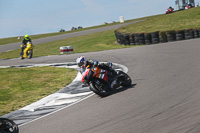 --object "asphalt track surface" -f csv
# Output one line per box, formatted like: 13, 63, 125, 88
1, 37, 200, 132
